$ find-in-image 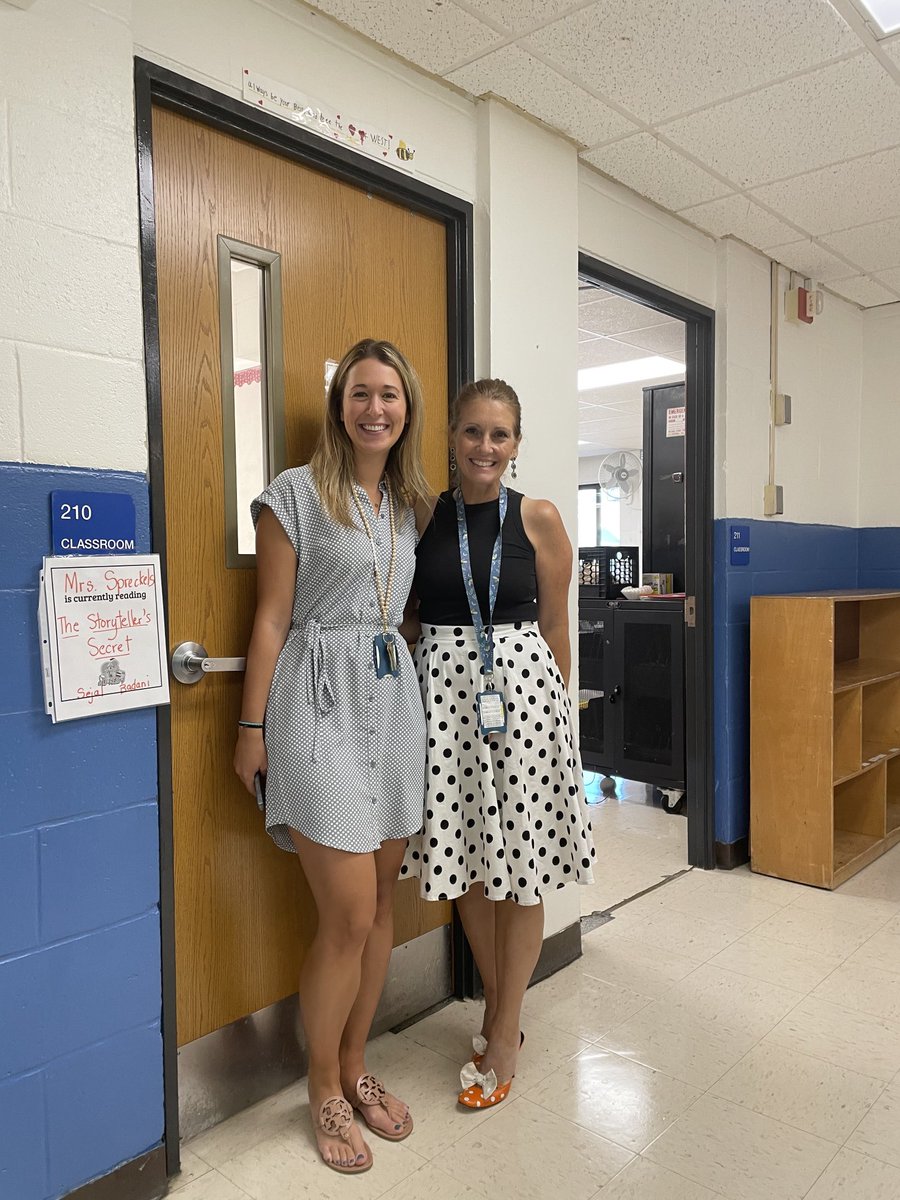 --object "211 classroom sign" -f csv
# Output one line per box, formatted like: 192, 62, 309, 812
39, 555, 170, 722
